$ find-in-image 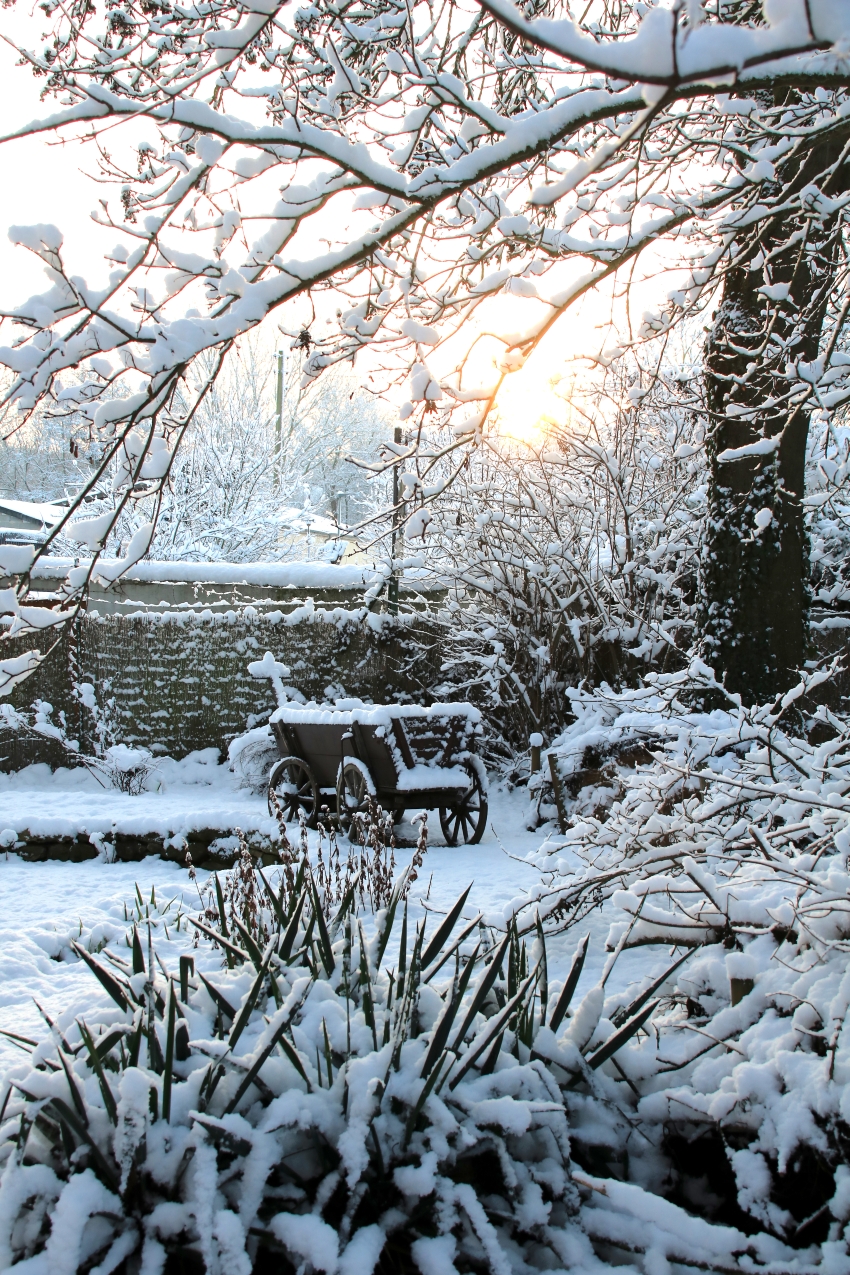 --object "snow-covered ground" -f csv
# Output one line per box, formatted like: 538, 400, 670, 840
0, 763, 664, 1074
0, 752, 275, 841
